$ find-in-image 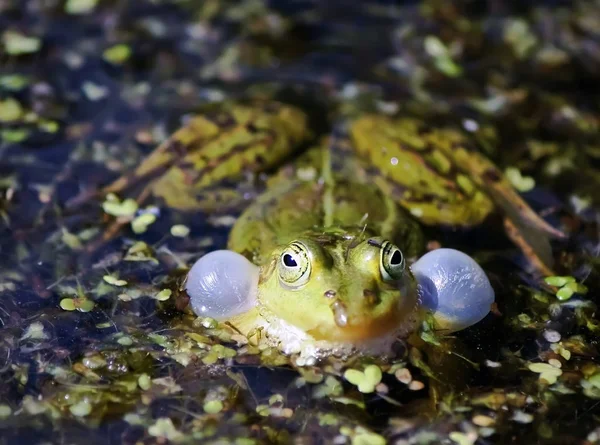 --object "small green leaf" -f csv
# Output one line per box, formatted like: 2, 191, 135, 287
39, 120, 59, 133
65, 0, 98, 15
62, 228, 83, 250
117, 336, 133, 346
424, 36, 463, 77
3, 31, 41, 55
131, 213, 157, 234
563, 281, 588, 294
344, 365, 382, 393
103, 275, 127, 286
544, 276, 575, 287
138, 373, 152, 390
587, 373, 600, 389
0, 98, 23, 122
0, 74, 30, 90
77, 299, 95, 312
203, 400, 223, 414
505, 167, 535, 192
1, 129, 29, 143
528, 362, 562, 384
556, 287, 574, 301
103, 44, 131, 64
352, 432, 387, 445
155, 289, 172, 301
60, 298, 76, 311
170, 224, 190, 238
449, 432, 477, 445
148, 417, 184, 442
528, 362, 558, 373
82, 81, 108, 101
69, 400, 92, 417
21, 322, 48, 341
504, 19, 538, 59
0, 405, 12, 418
102, 197, 138, 217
